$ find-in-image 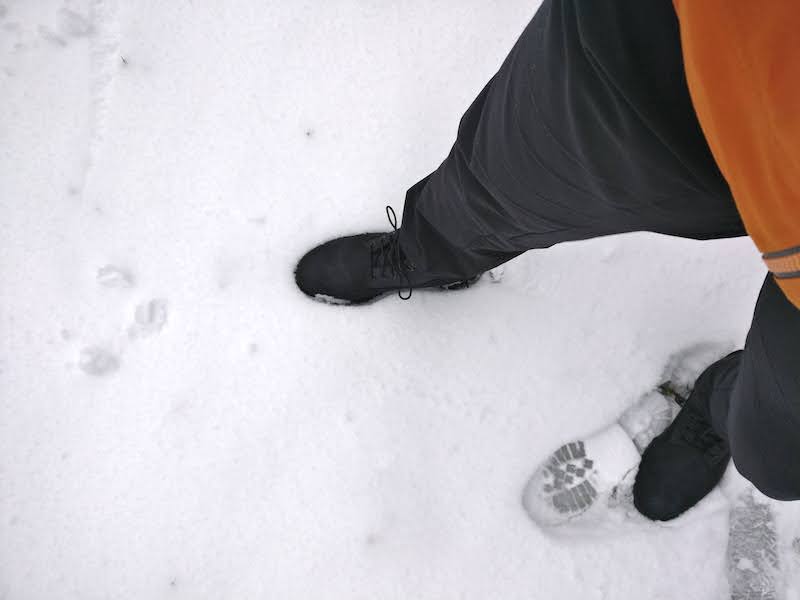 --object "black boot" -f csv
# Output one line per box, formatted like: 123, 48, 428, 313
295, 206, 479, 304
633, 351, 742, 521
